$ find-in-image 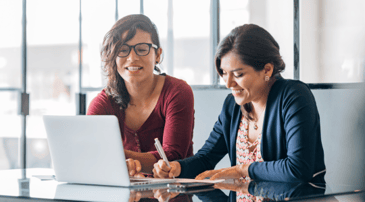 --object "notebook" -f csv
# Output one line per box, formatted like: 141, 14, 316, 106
43, 115, 176, 187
